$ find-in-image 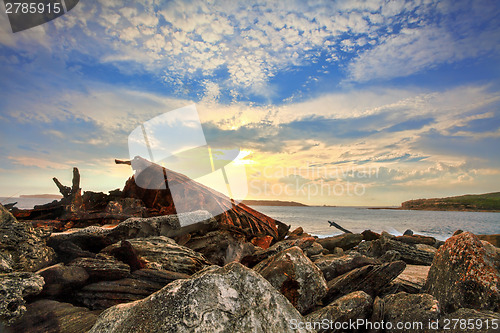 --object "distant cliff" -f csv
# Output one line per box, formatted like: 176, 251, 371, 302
242, 200, 308, 207
401, 192, 500, 212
